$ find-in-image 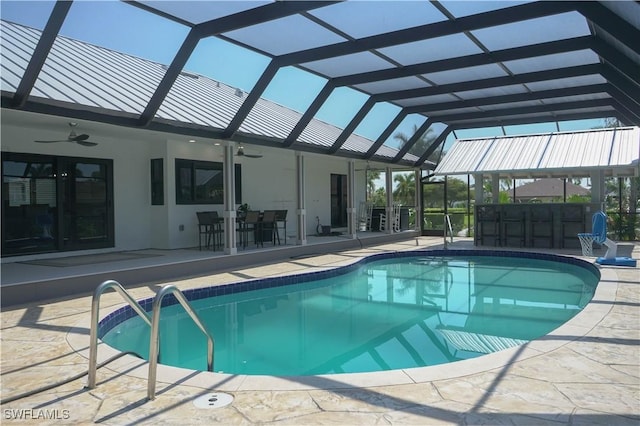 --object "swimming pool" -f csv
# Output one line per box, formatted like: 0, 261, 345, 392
99, 250, 599, 376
